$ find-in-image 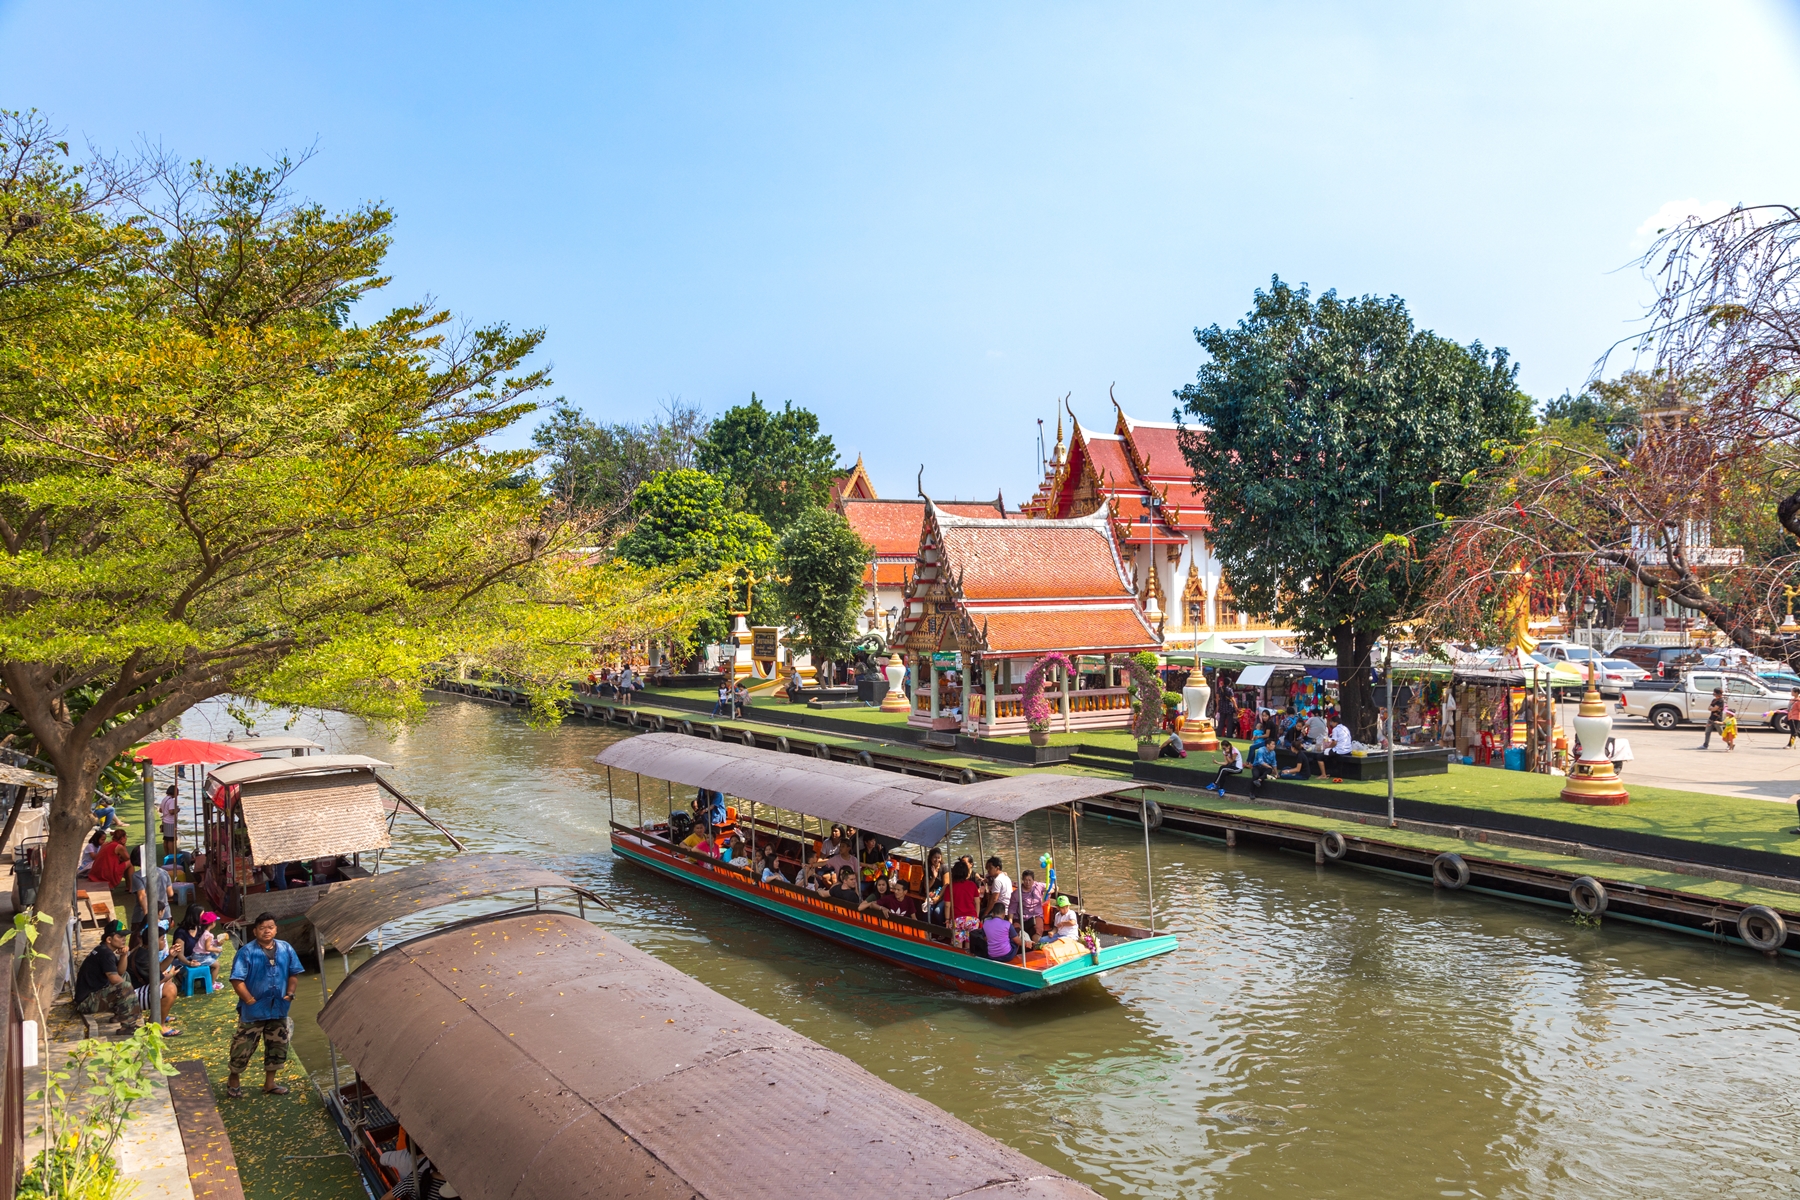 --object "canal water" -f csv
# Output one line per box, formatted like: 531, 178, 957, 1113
182, 698, 1800, 1199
